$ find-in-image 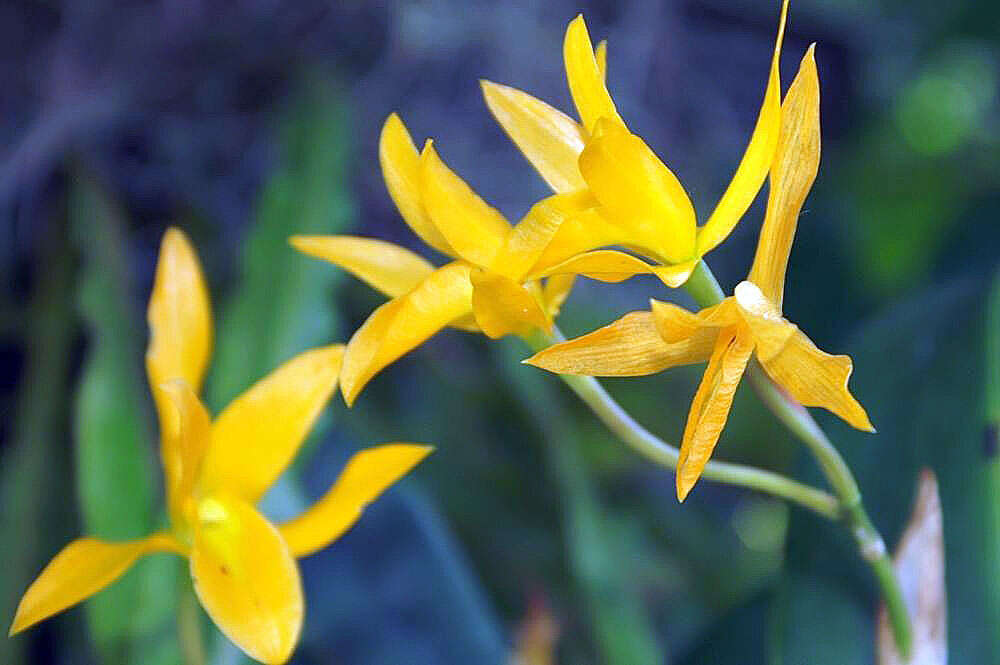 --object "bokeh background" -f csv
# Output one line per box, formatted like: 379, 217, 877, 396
2, 1, 998, 663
